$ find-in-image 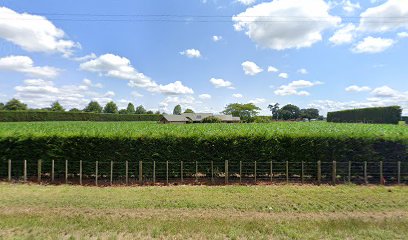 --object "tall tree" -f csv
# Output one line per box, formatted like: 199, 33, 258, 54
267, 103, 280, 120
118, 109, 128, 114
146, 110, 154, 114
50, 101, 65, 112
83, 101, 102, 113
279, 104, 300, 120
173, 105, 182, 115
68, 108, 81, 112
222, 103, 260, 122
103, 101, 118, 114
0, 102, 4, 110
4, 98, 27, 111
135, 105, 147, 114
126, 103, 135, 114
184, 108, 194, 113
300, 108, 319, 121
